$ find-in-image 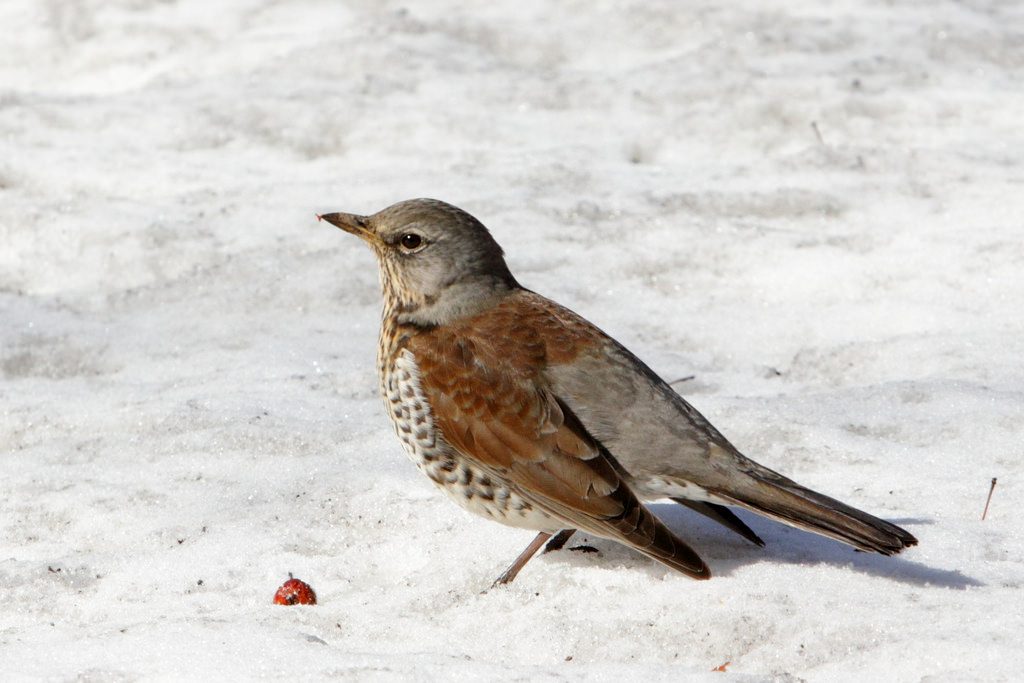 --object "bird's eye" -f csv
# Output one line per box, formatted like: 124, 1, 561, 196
399, 233, 423, 251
